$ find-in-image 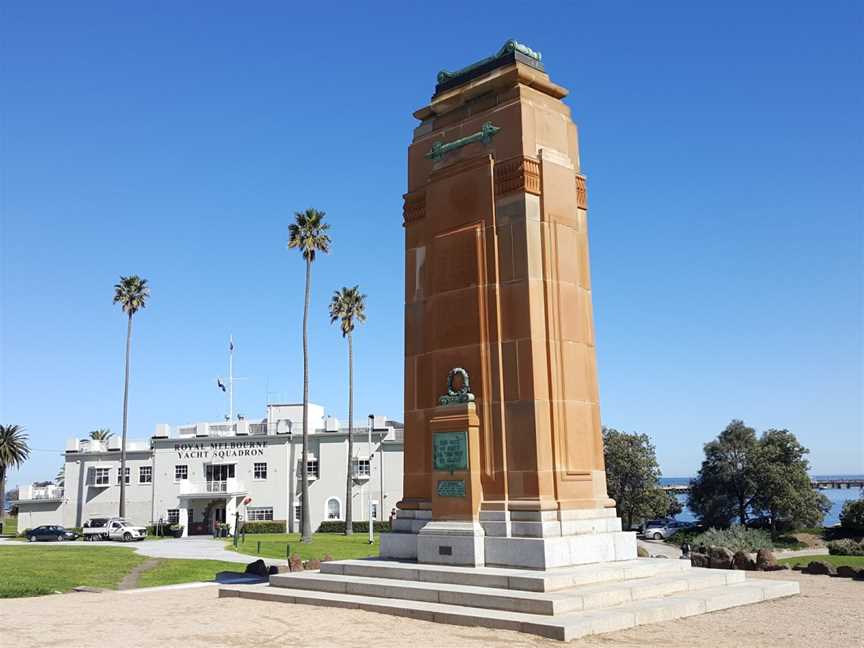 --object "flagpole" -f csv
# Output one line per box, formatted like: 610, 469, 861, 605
229, 335, 234, 421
